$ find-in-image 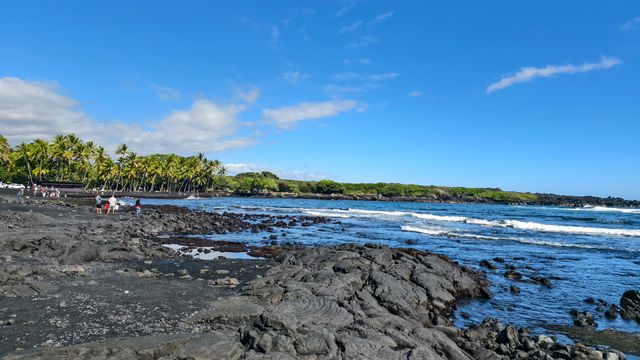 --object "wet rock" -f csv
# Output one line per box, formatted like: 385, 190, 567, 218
492, 257, 505, 263
619, 290, 640, 322
605, 305, 619, 319
496, 325, 521, 347
480, 260, 497, 270
570, 309, 597, 327
532, 276, 552, 288
504, 270, 522, 280
584, 297, 597, 304
510, 285, 521, 294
